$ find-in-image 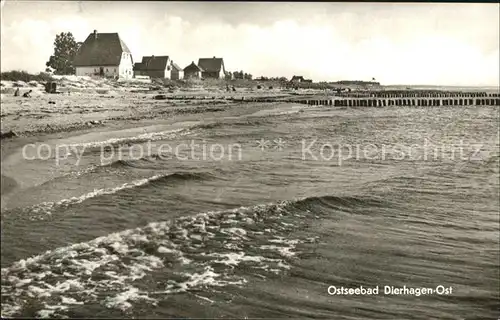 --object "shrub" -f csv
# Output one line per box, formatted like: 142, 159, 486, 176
0, 70, 53, 83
